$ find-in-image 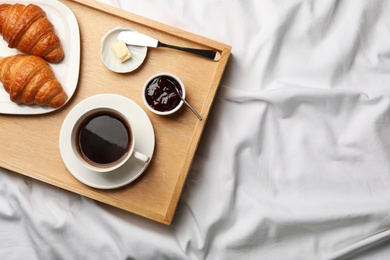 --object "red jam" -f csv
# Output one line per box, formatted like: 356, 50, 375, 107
145, 75, 183, 112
